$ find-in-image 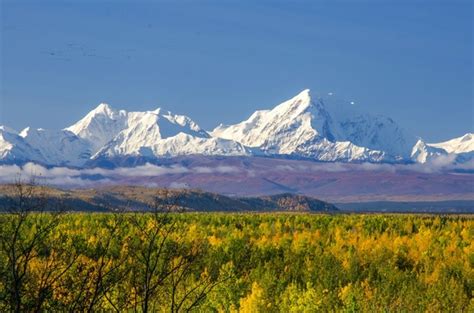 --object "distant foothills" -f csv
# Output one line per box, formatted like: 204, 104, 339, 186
0, 184, 472, 213
0, 185, 338, 213
1, 89, 473, 168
